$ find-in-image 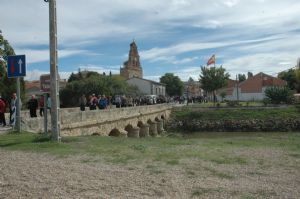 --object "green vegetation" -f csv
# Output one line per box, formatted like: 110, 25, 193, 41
200, 66, 230, 104
173, 106, 299, 121
264, 86, 294, 104
278, 67, 300, 92
170, 106, 300, 132
159, 73, 184, 96
60, 72, 141, 107
187, 101, 264, 107
0, 33, 25, 101
0, 131, 299, 165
